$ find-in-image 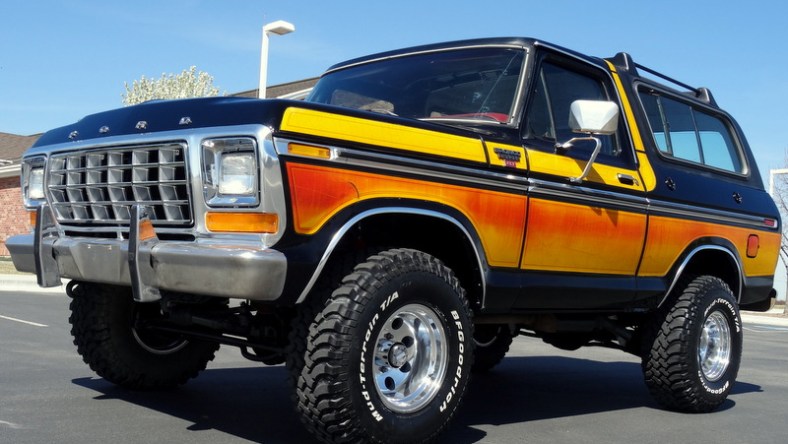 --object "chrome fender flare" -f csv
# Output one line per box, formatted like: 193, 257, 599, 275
295, 207, 487, 306
660, 245, 743, 307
